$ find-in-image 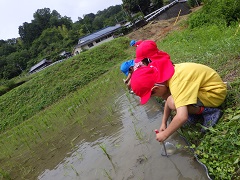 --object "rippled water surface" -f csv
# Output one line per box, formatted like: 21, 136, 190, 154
38, 92, 209, 180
